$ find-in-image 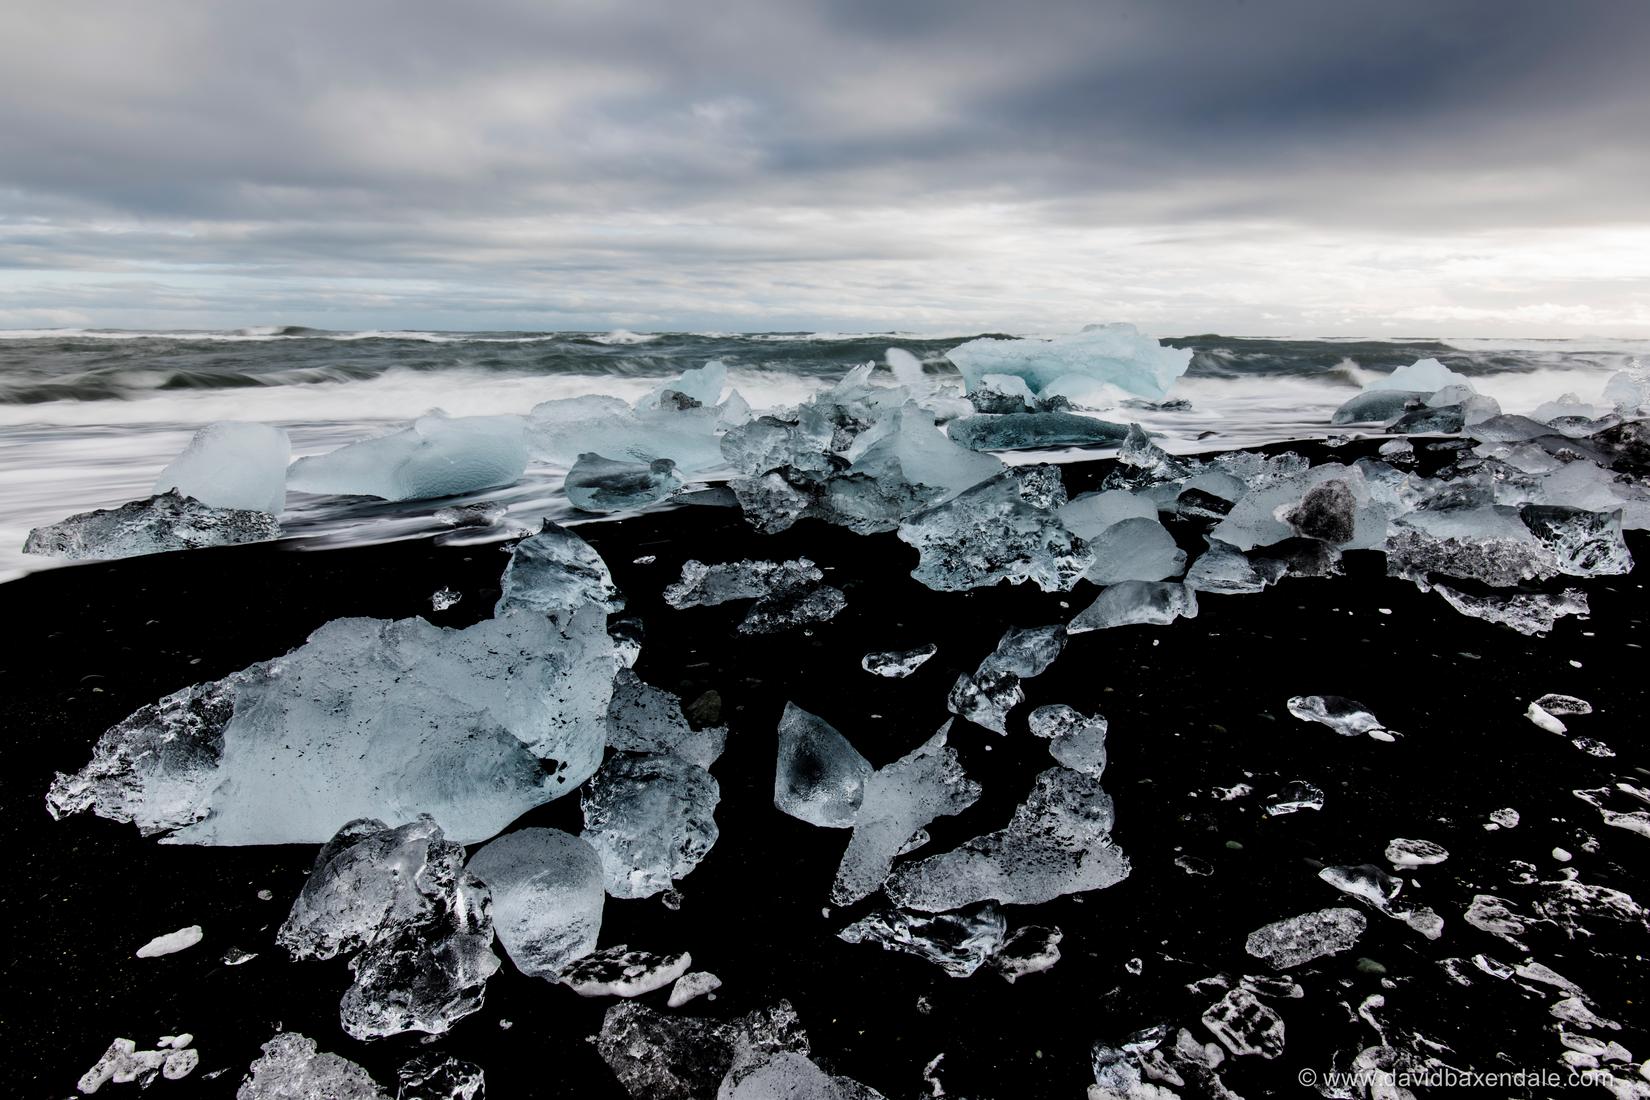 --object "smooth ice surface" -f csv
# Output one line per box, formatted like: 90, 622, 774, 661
566, 454, 683, 514
466, 828, 605, 980
497, 522, 622, 615
887, 767, 1129, 910
947, 412, 1128, 451
1028, 705, 1109, 778
861, 643, 937, 678
288, 413, 528, 501
24, 491, 281, 561
1057, 490, 1157, 540
1185, 541, 1269, 594
560, 945, 691, 998
237, 1033, 387, 1099
774, 703, 872, 829
1364, 357, 1472, 393
1068, 581, 1198, 633
946, 324, 1191, 401
1083, 516, 1185, 584
277, 817, 499, 1040
1385, 838, 1449, 868
156, 421, 291, 516
607, 670, 727, 770
135, 925, 202, 958
1287, 695, 1390, 738
831, 724, 982, 905
838, 903, 1008, 977
1245, 908, 1366, 968
667, 971, 722, 1008
948, 624, 1066, 734
1332, 389, 1429, 425
581, 752, 721, 899
898, 466, 1094, 592
47, 597, 617, 844
529, 394, 727, 472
